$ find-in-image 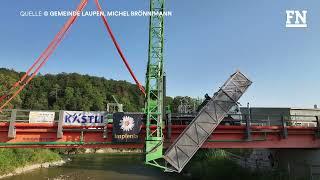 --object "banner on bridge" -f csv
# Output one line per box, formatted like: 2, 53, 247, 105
112, 112, 143, 143
63, 111, 108, 126
29, 111, 55, 123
